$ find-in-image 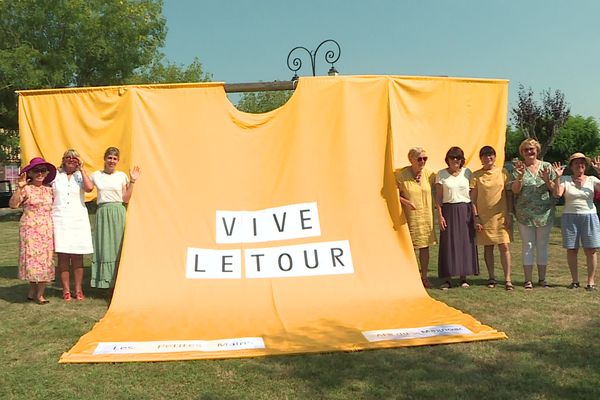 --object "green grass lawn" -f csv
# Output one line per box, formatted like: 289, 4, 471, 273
1, 207, 599, 400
